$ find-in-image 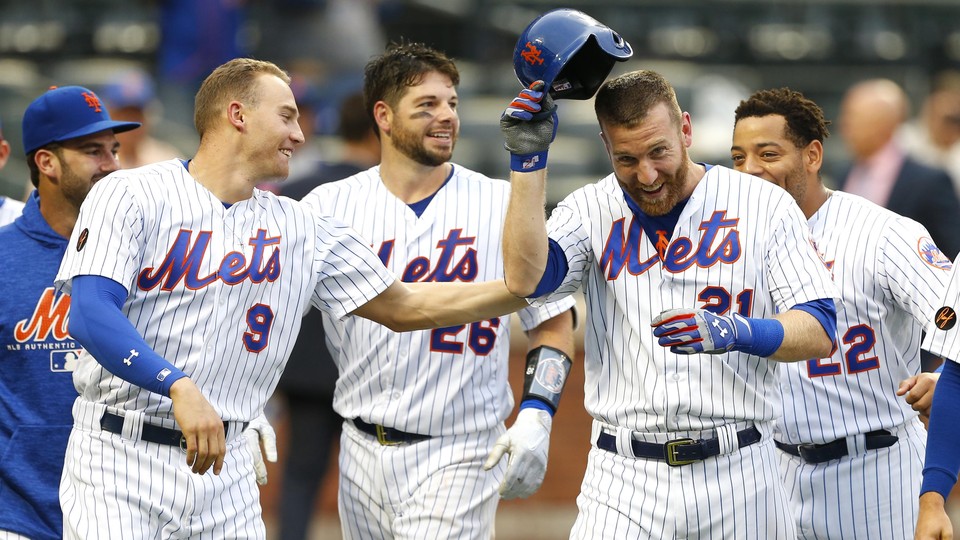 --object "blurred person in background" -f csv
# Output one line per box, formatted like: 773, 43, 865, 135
0, 117, 25, 226
899, 70, 960, 196
101, 69, 182, 169
271, 90, 380, 540
837, 78, 960, 260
